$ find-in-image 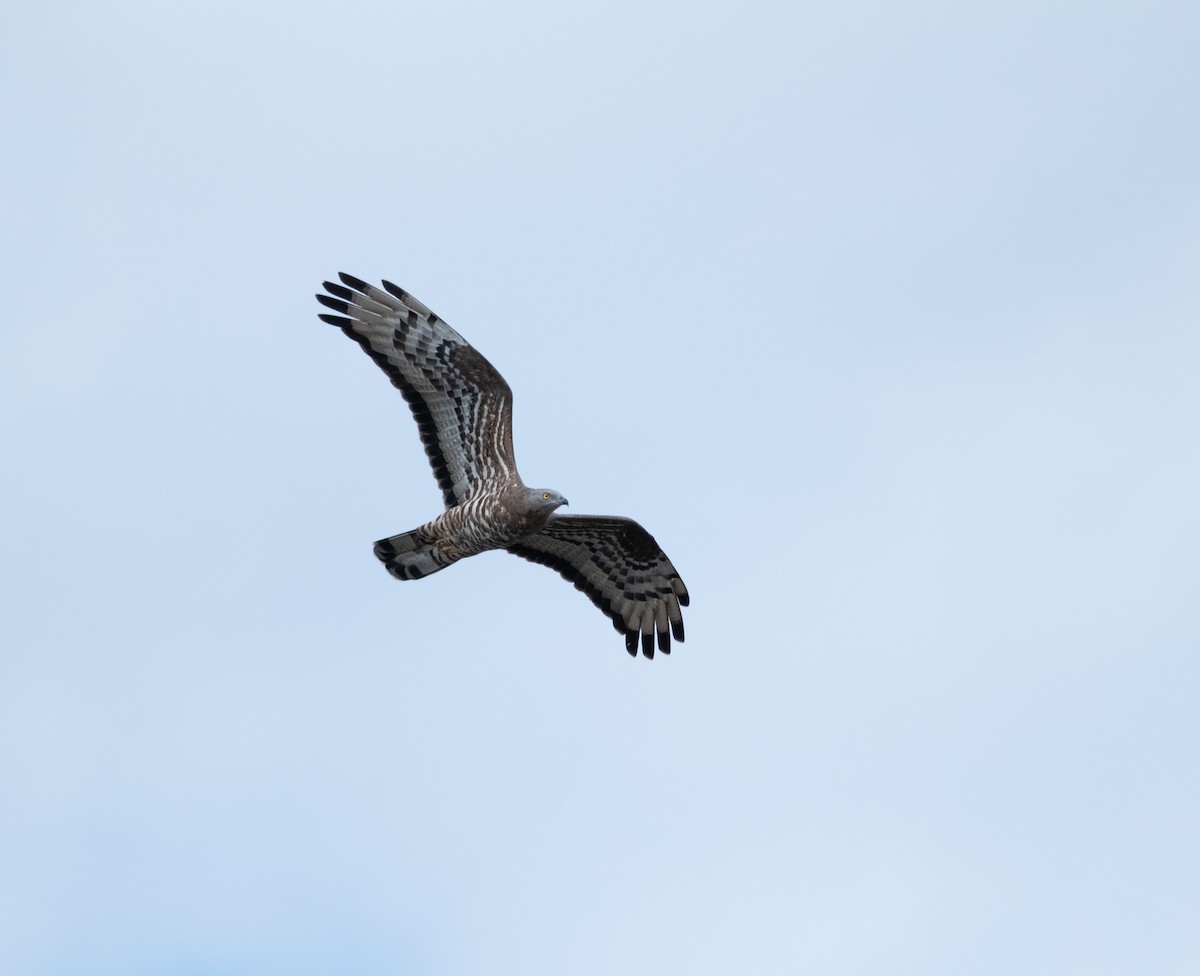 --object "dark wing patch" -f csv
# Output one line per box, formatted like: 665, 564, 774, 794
317, 274, 516, 507
507, 515, 689, 659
